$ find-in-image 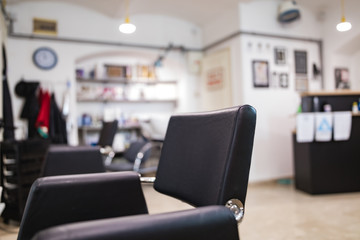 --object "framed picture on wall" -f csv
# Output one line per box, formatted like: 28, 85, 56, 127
335, 68, 350, 89
252, 60, 269, 88
279, 73, 289, 88
271, 72, 278, 88
294, 50, 308, 74
274, 47, 286, 65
